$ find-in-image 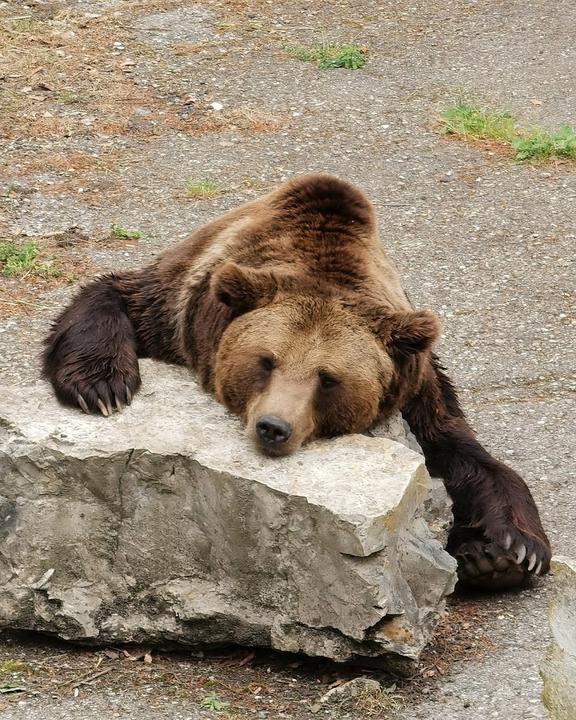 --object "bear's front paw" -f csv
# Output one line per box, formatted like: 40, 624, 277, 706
448, 521, 551, 591
52, 365, 141, 417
